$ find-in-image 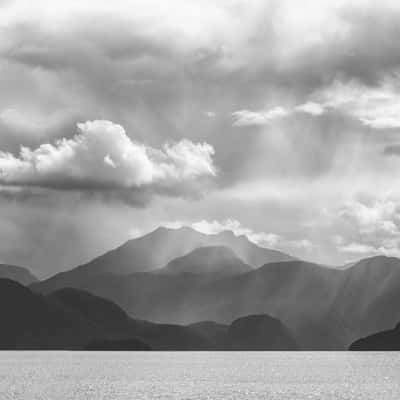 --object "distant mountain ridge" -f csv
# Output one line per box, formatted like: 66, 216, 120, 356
32, 226, 295, 293
32, 254, 400, 350
29, 227, 400, 350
